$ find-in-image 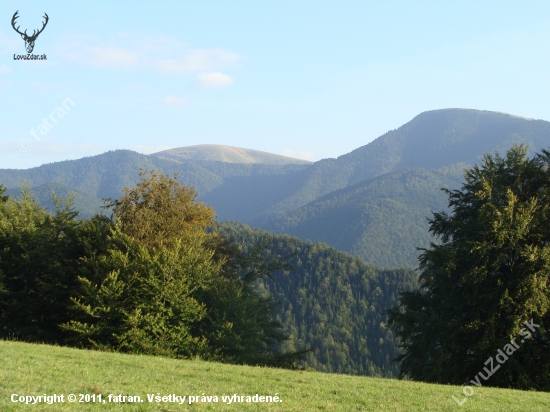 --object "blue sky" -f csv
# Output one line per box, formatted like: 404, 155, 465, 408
1, 1, 550, 169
